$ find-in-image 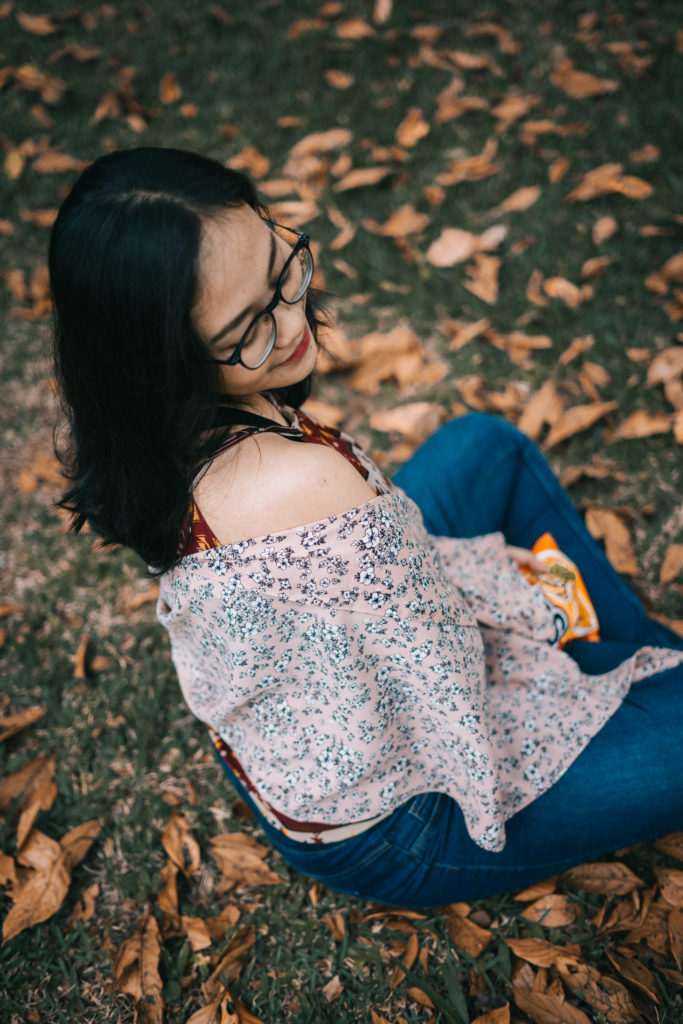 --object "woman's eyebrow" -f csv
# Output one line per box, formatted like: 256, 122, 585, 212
209, 231, 278, 346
